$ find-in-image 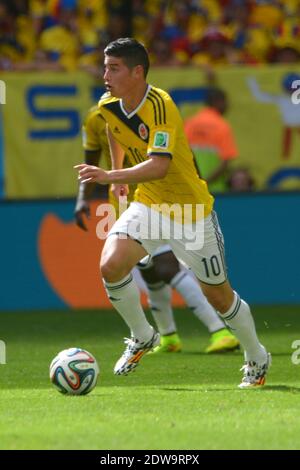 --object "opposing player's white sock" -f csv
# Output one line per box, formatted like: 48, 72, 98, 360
221, 291, 266, 363
170, 271, 225, 333
147, 282, 177, 335
104, 273, 154, 343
